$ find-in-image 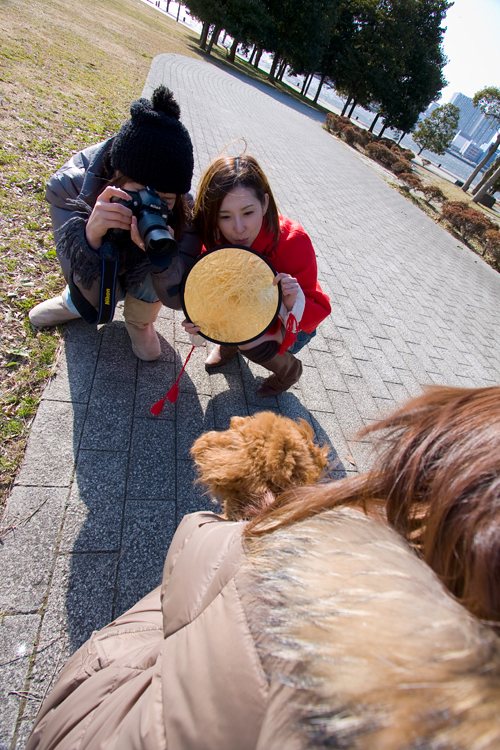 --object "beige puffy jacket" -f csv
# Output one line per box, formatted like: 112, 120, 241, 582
27, 509, 500, 750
